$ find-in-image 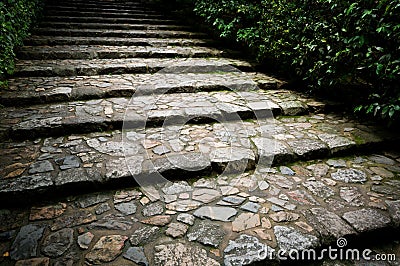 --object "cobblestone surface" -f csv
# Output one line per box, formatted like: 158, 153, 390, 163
1, 153, 400, 265
1, 0, 400, 265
